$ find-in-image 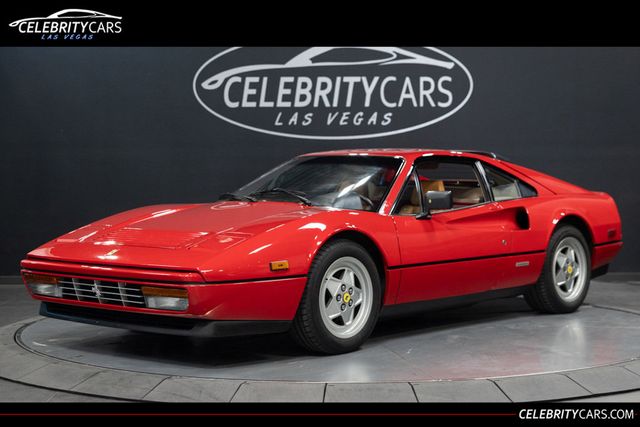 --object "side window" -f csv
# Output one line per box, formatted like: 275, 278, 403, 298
416, 159, 486, 209
518, 181, 537, 198
483, 164, 537, 201
393, 158, 486, 215
393, 174, 420, 215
